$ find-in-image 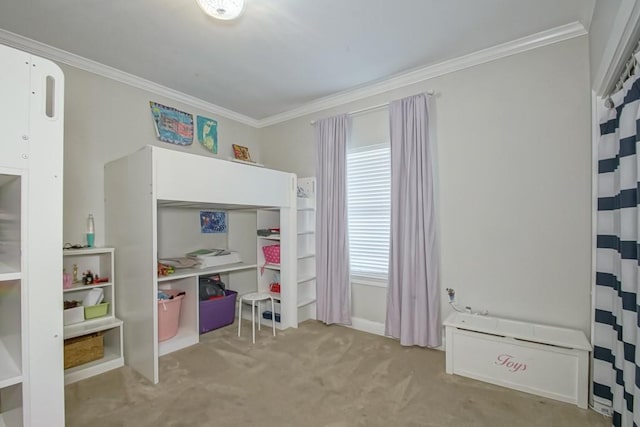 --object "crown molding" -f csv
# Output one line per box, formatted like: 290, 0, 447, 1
256, 21, 587, 128
592, 0, 640, 96
0, 29, 260, 127
0, 22, 586, 129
